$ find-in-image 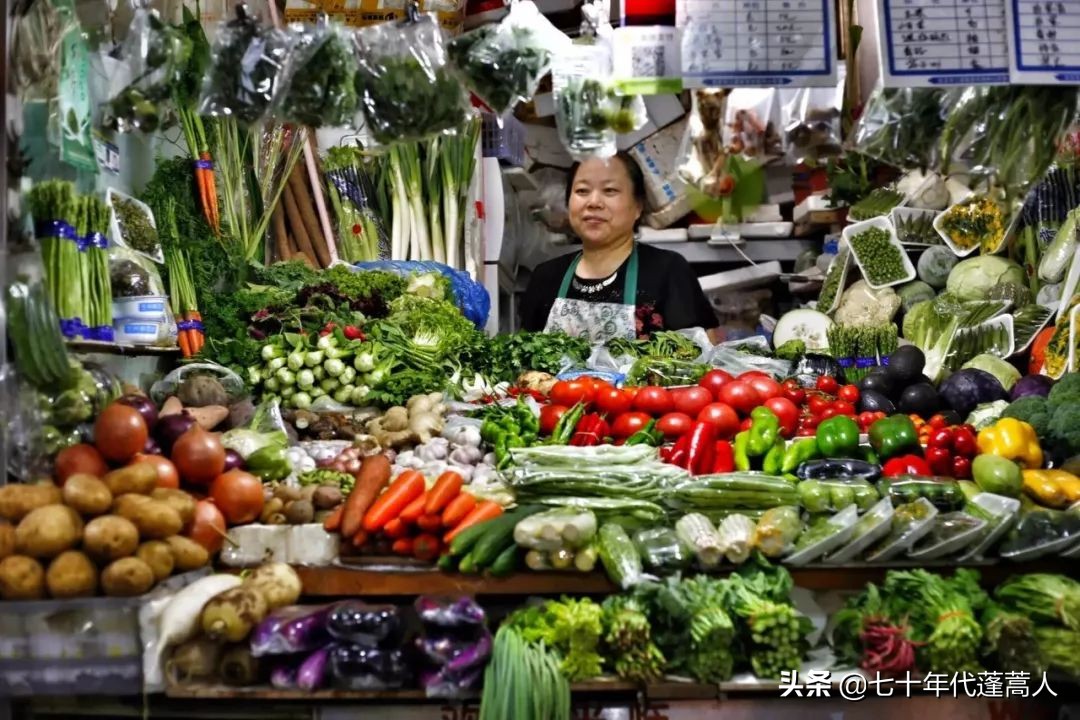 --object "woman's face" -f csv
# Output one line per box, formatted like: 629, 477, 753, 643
568, 157, 642, 249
